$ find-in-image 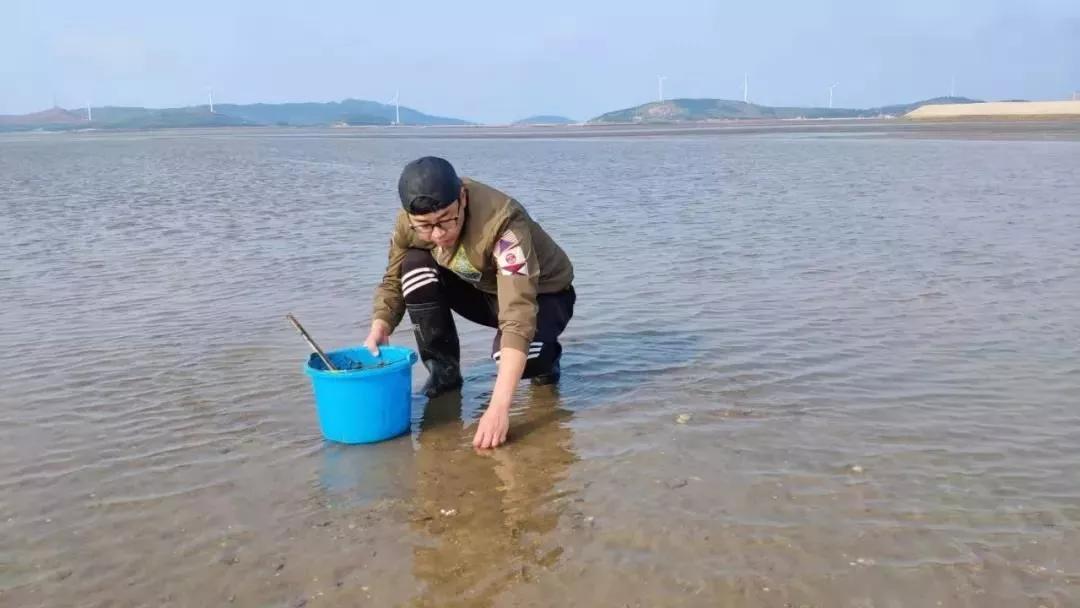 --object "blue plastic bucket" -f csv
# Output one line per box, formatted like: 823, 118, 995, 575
303, 345, 418, 444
